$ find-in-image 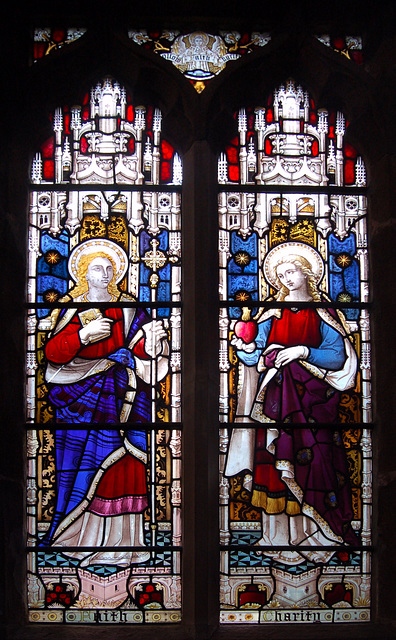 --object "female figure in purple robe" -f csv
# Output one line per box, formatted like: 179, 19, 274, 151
225, 242, 359, 565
